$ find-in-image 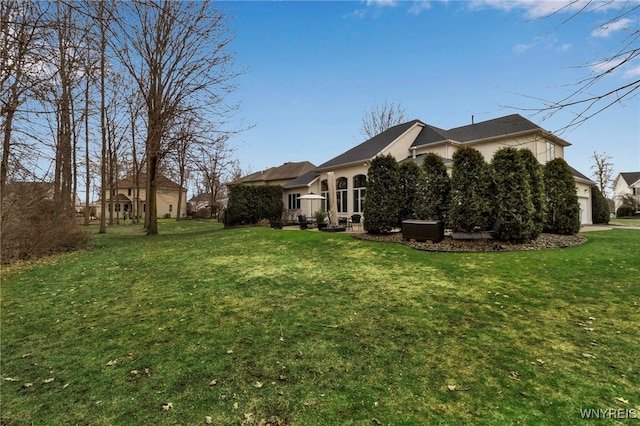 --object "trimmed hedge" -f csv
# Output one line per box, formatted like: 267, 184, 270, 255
544, 158, 581, 235
449, 146, 493, 232
492, 147, 537, 243
226, 185, 283, 226
591, 186, 610, 224
398, 161, 426, 226
364, 154, 400, 234
421, 153, 450, 222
